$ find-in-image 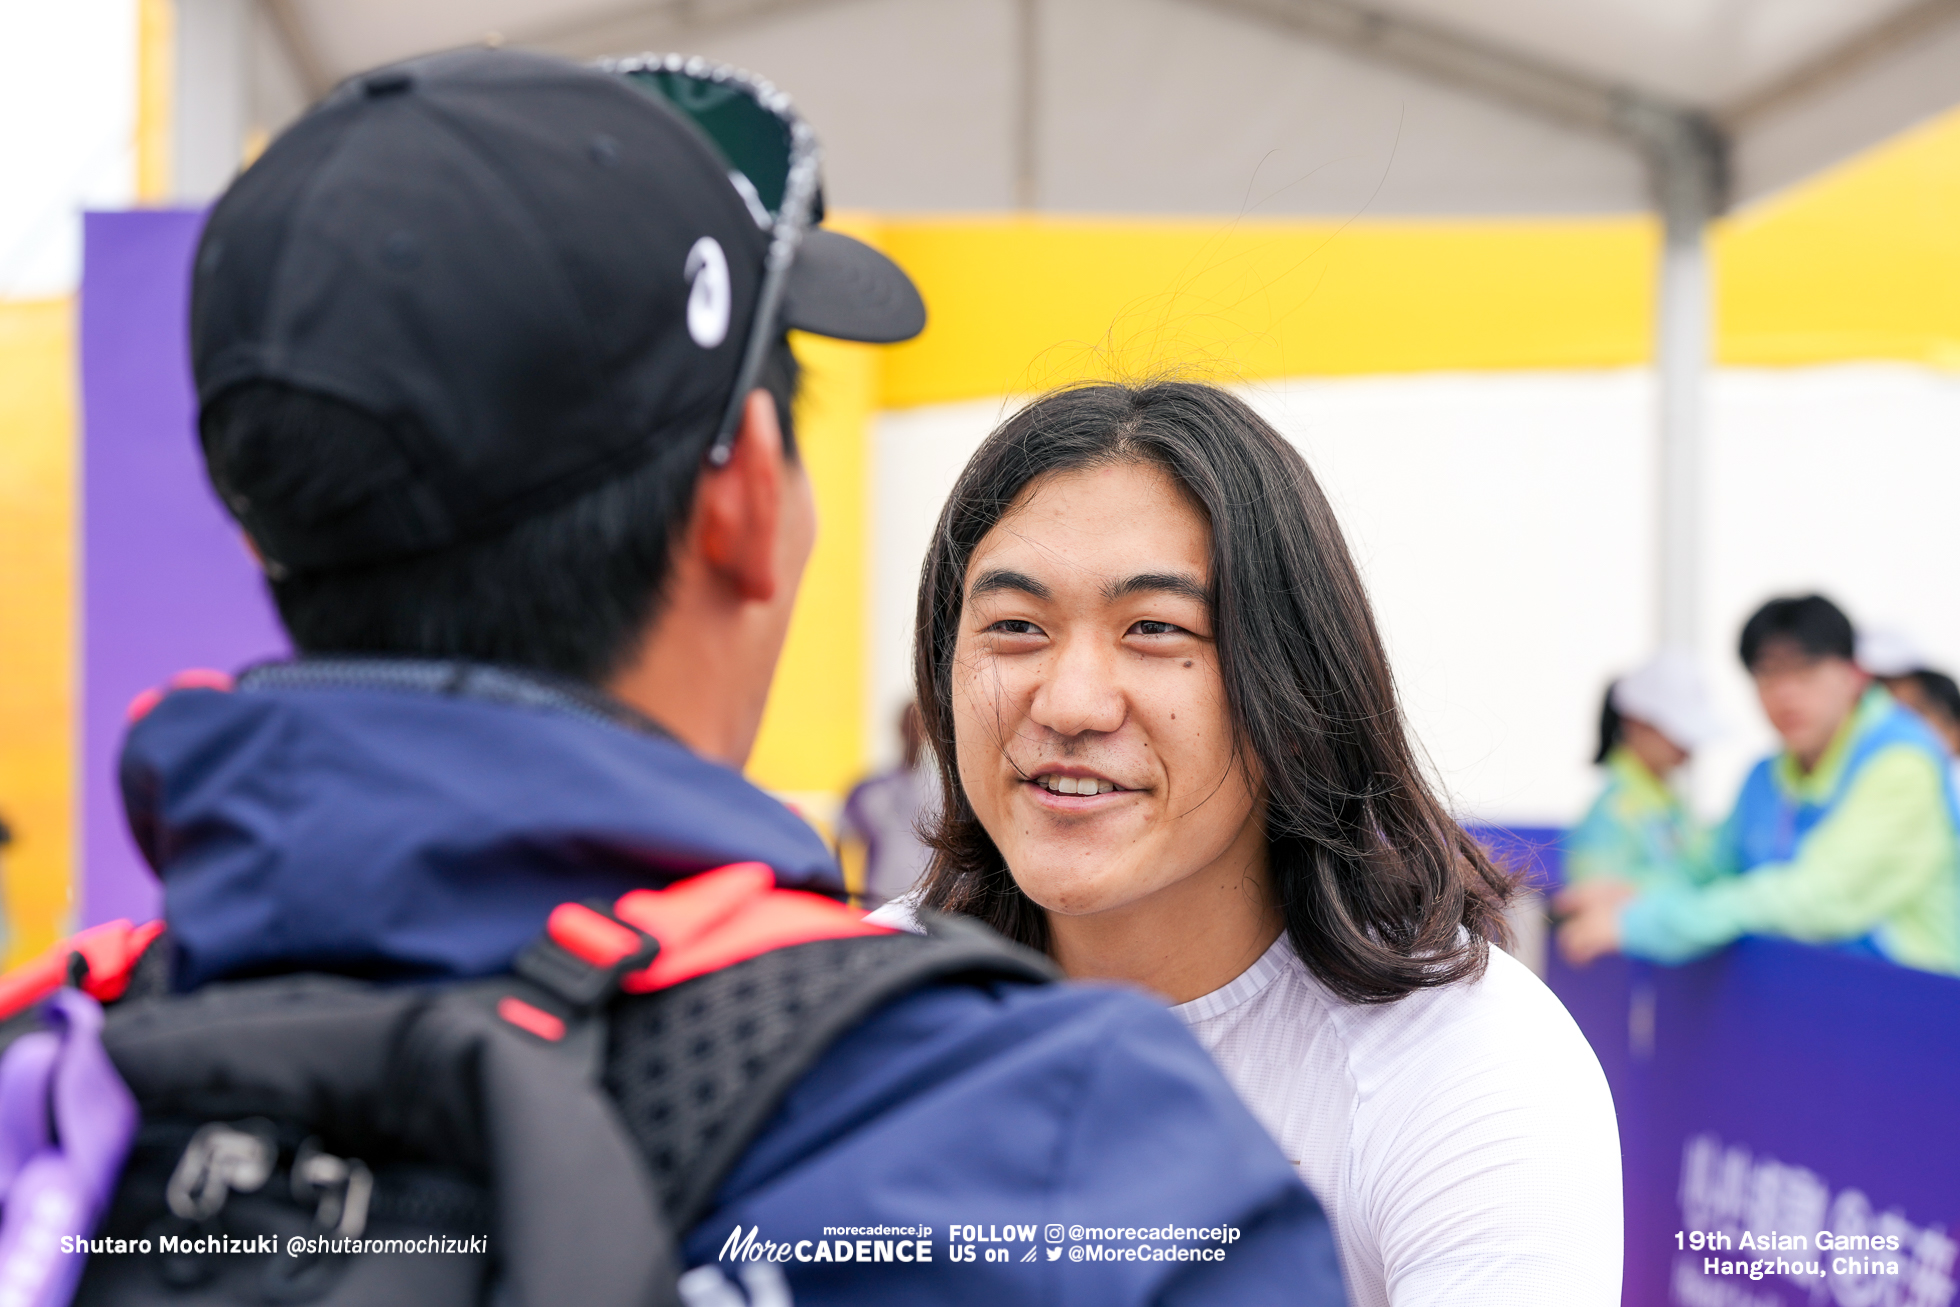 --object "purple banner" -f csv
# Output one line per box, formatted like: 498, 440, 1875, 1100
1471, 826, 1960, 1306
79, 210, 287, 928
1550, 928, 1959, 1307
